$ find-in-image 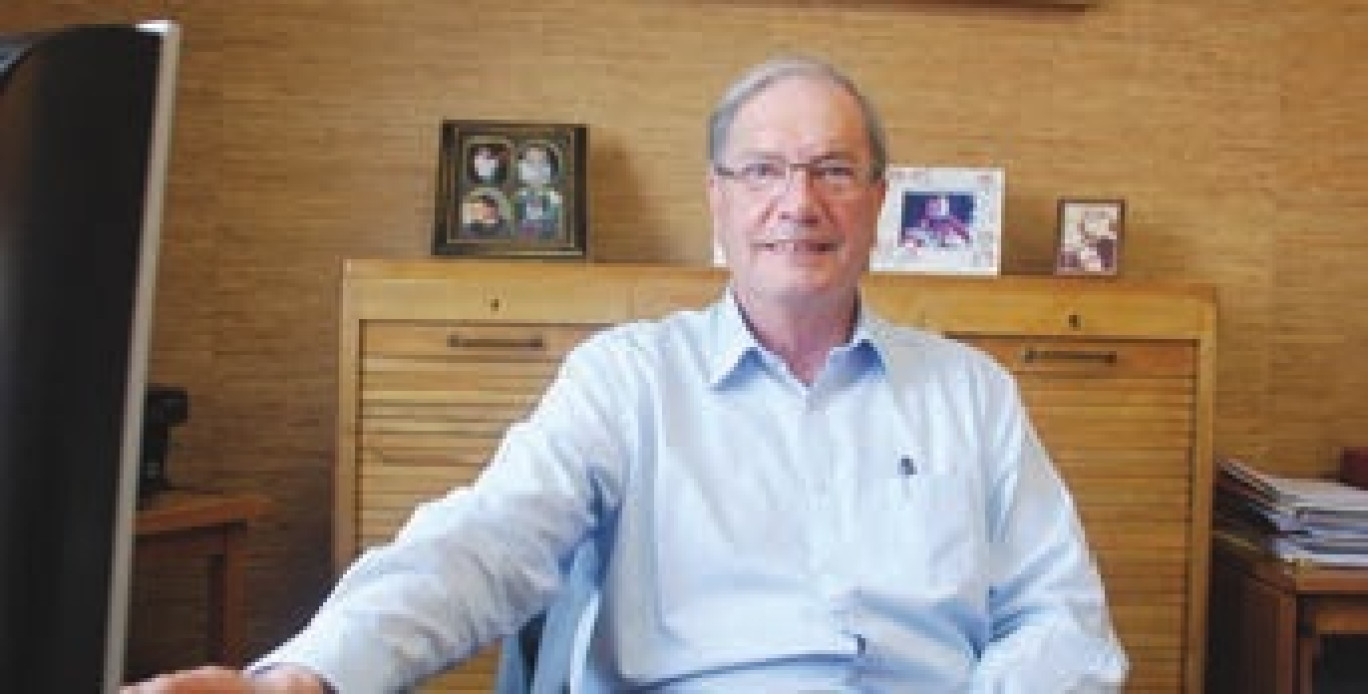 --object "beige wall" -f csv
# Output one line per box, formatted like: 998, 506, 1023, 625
5, 0, 1367, 671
